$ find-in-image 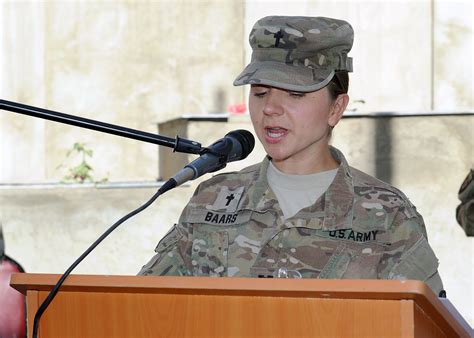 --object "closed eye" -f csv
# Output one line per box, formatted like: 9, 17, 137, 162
253, 91, 267, 98
251, 84, 269, 98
